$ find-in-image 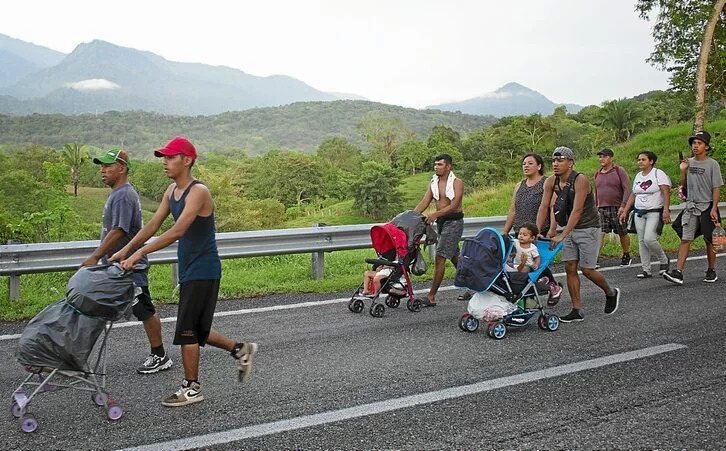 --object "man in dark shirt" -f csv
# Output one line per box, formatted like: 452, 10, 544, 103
82, 148, 172, 374
111, 137, 259, 407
